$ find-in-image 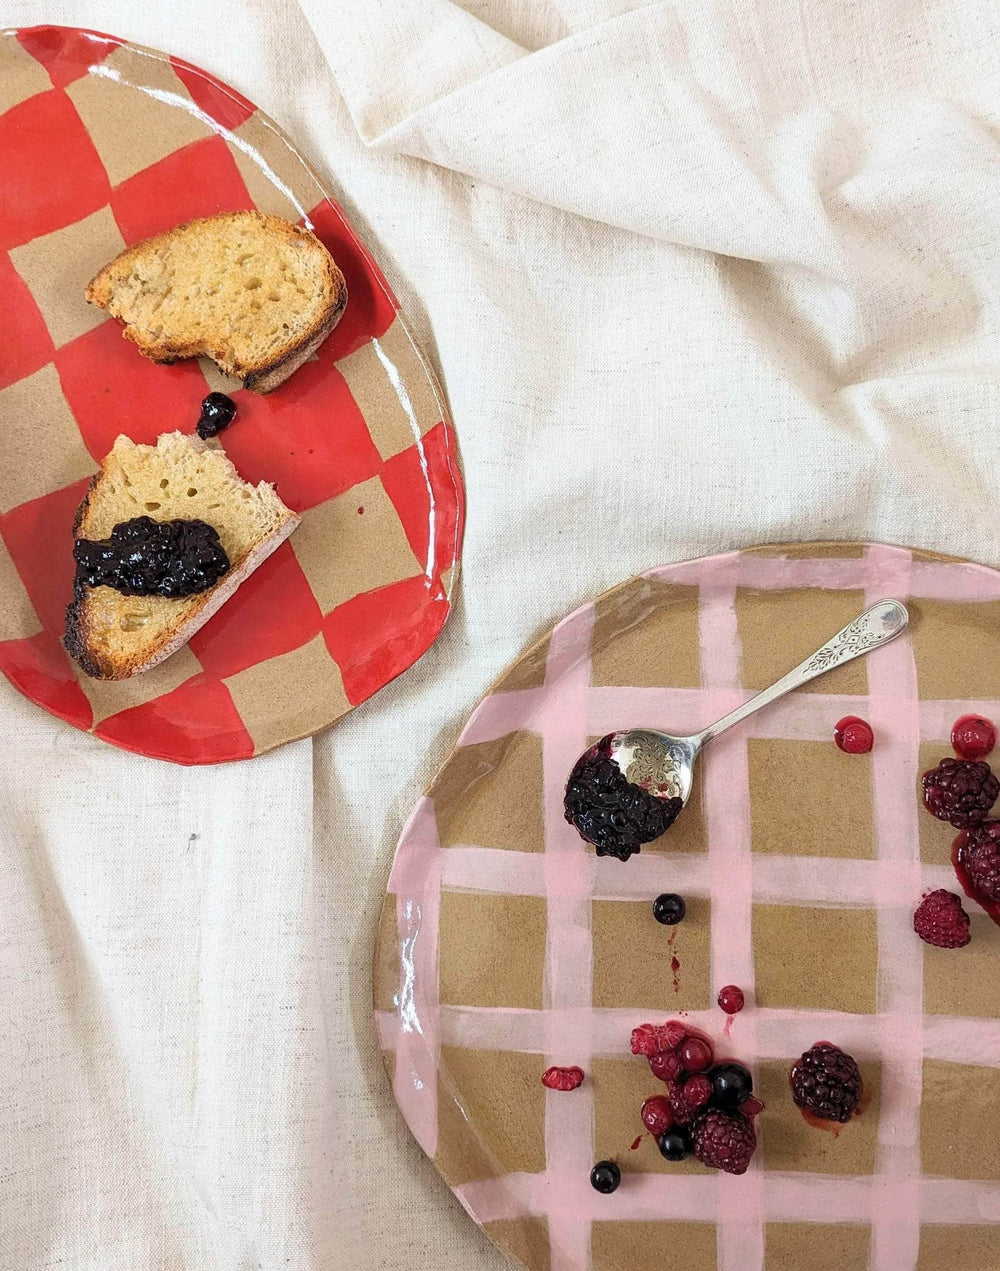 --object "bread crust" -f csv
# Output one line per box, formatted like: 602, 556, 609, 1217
85, 211, 347, 394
